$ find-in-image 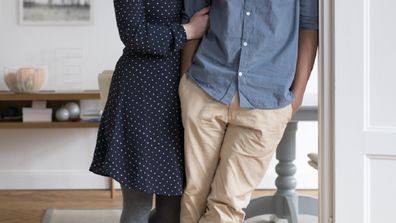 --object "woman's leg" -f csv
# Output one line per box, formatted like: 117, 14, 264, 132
150, 195, 182, 223
120, 186, 153, 223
